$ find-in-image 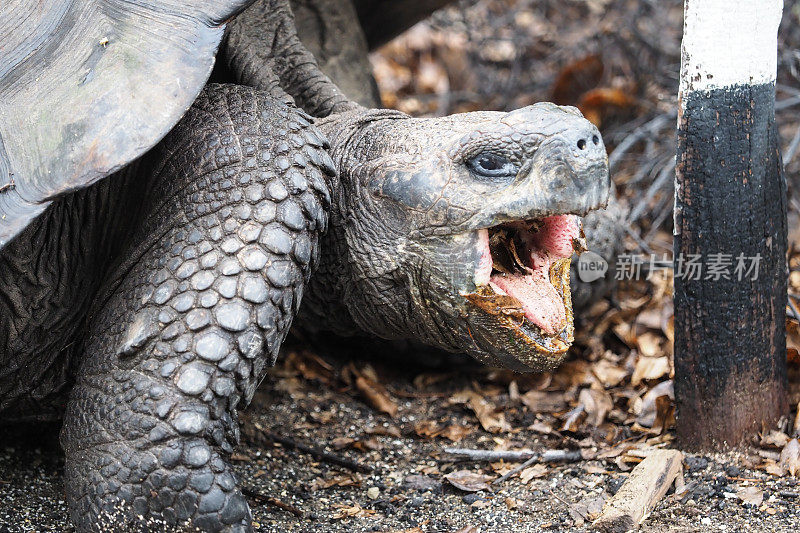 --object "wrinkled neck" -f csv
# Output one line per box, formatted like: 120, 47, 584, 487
224, 0, 363, 117
293, 109, 368, 336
